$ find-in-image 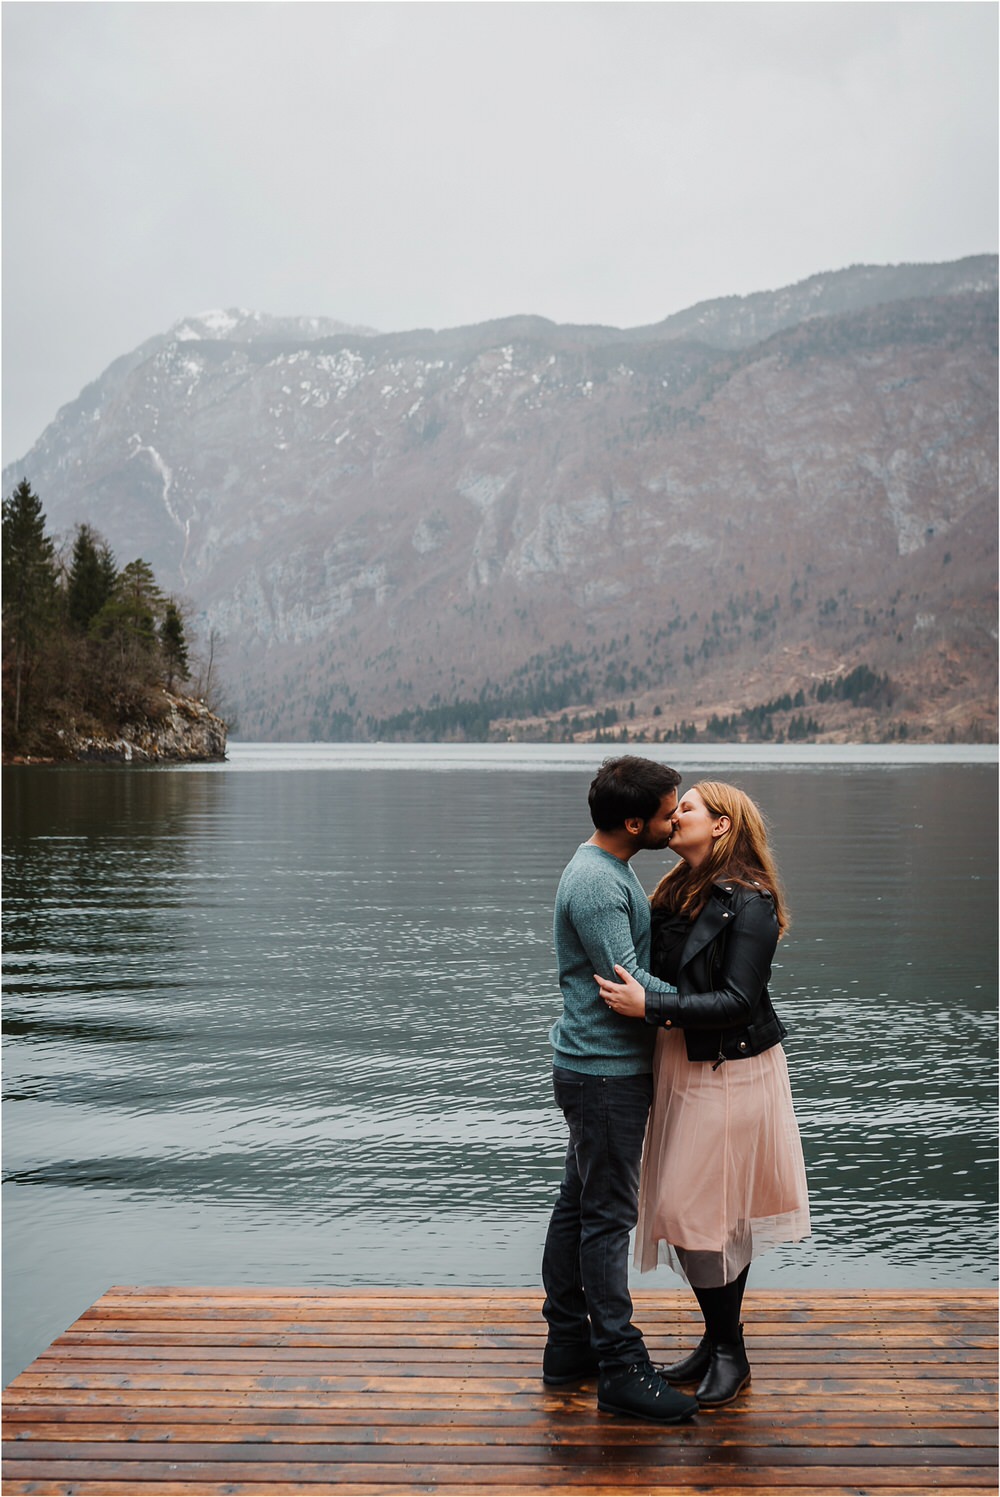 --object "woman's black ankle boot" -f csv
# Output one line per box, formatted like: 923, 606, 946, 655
658, 1334, 712, 1385
696, 1323, 751, 1408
